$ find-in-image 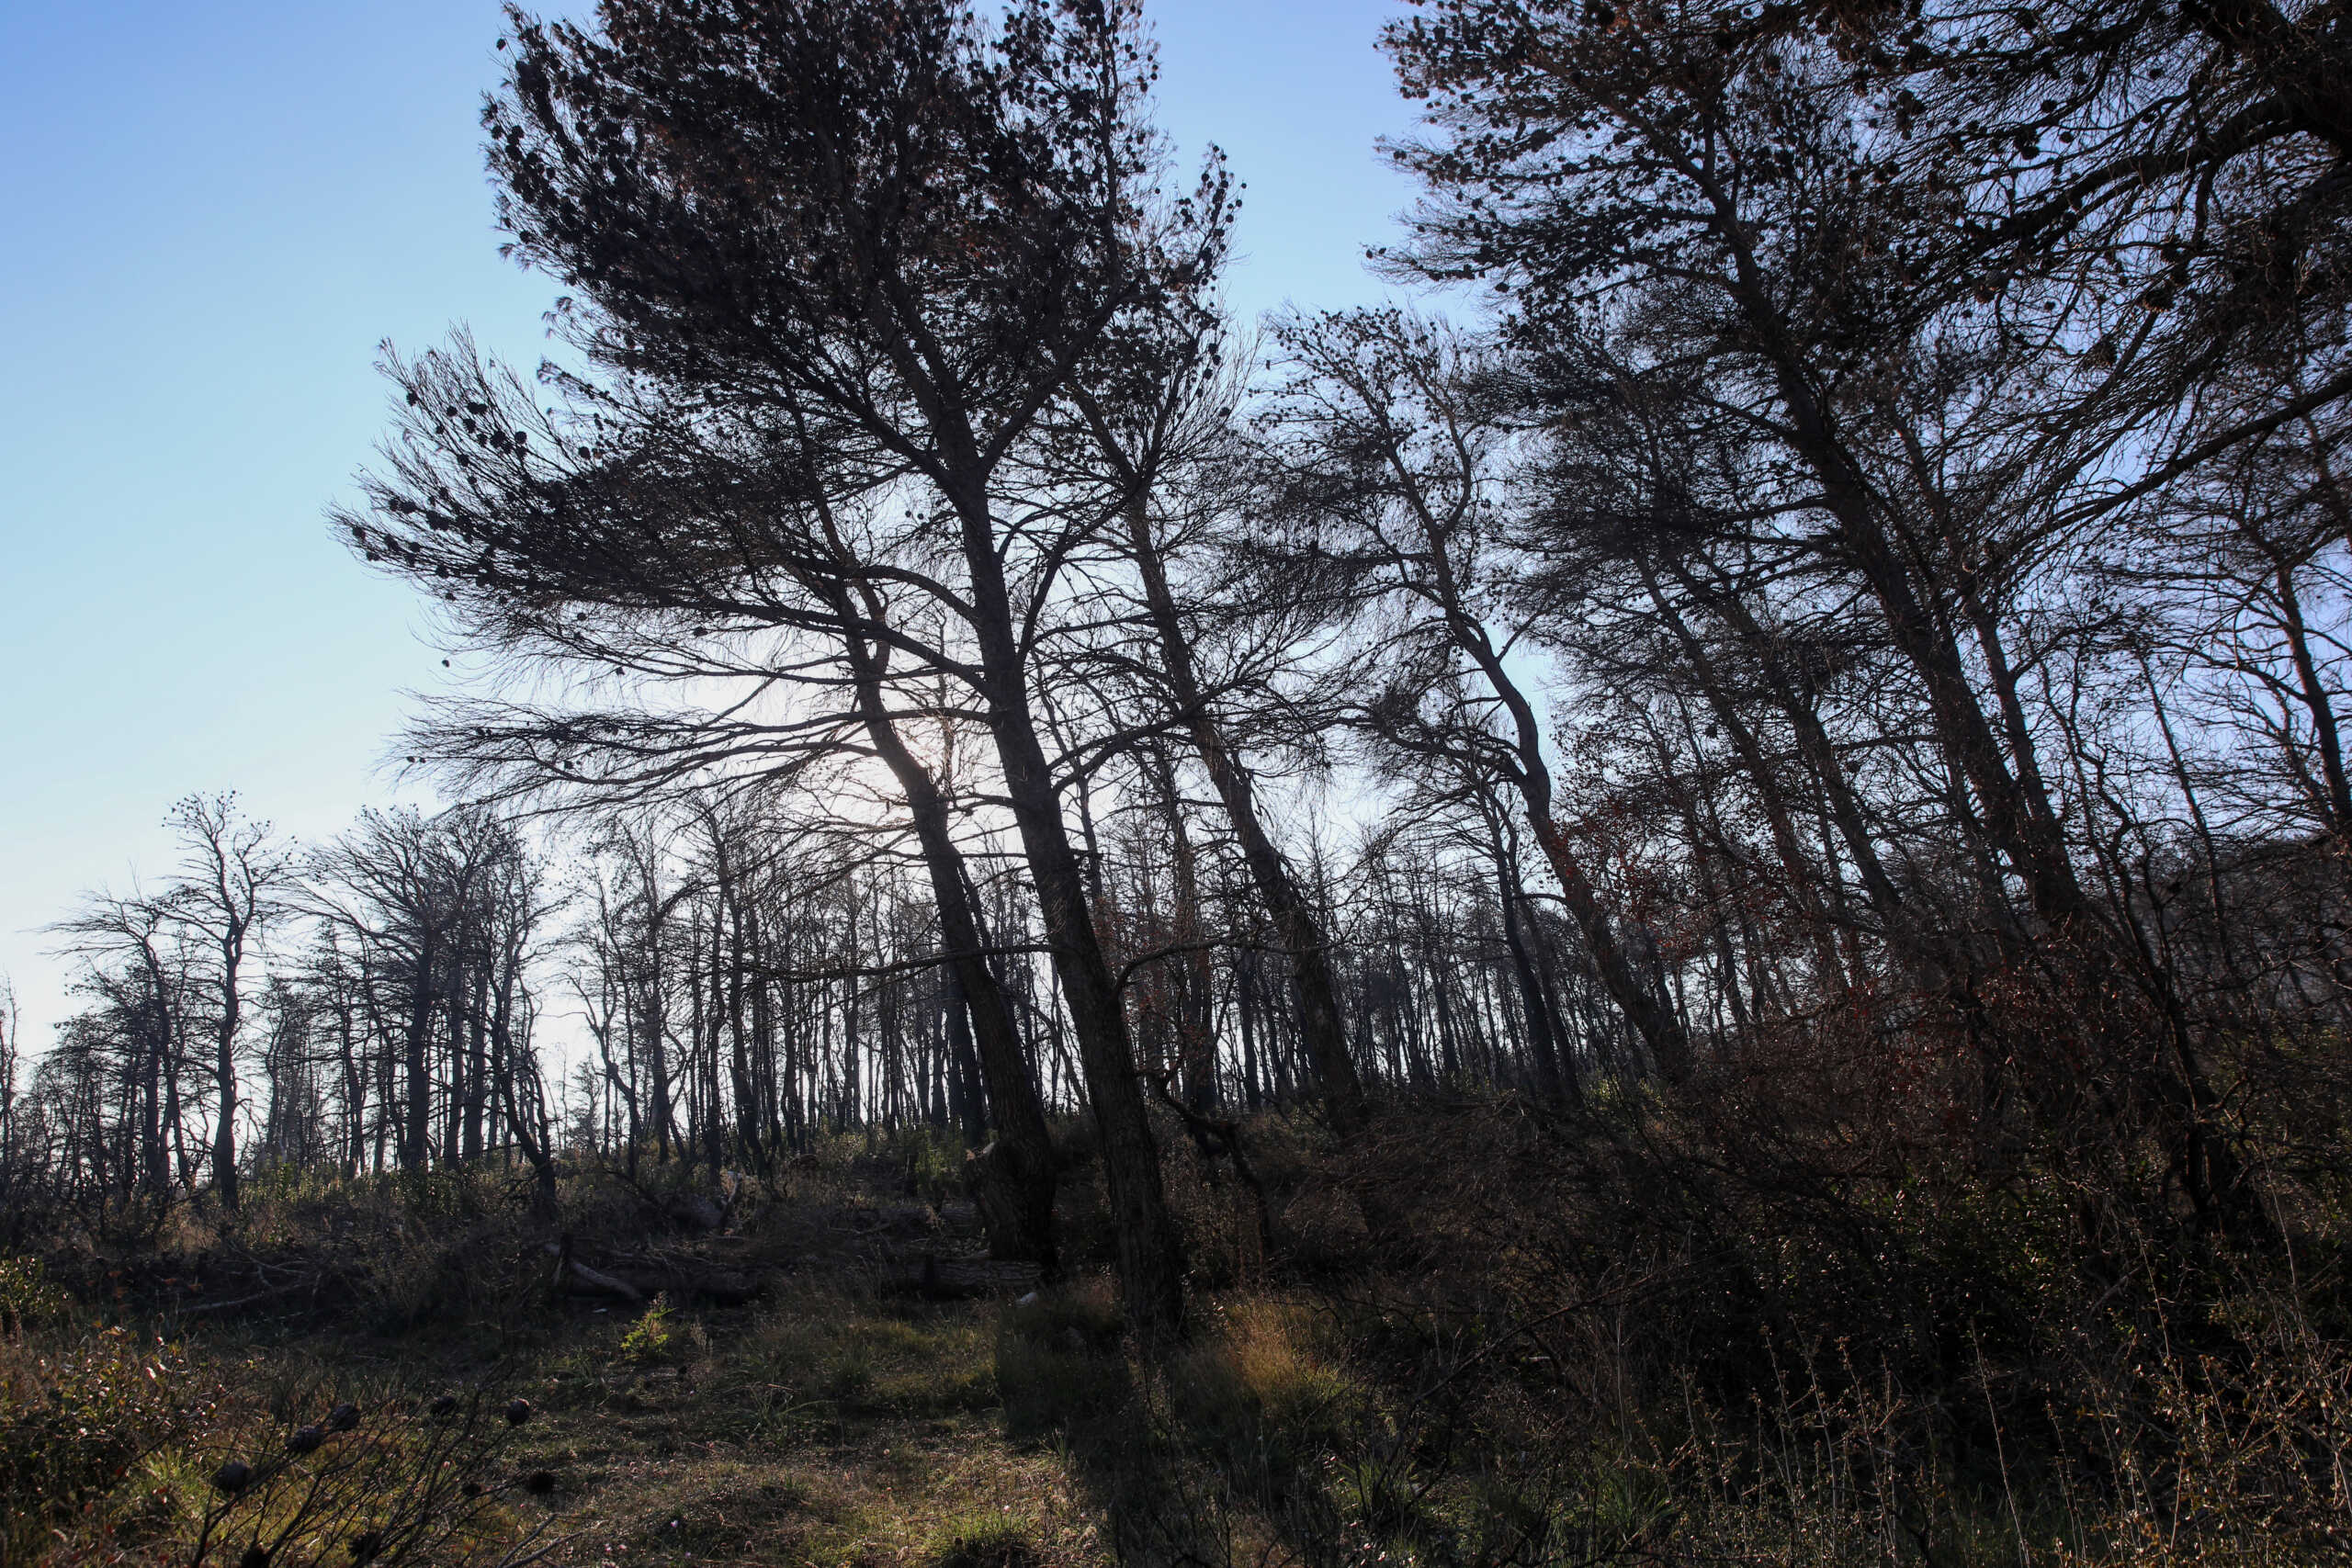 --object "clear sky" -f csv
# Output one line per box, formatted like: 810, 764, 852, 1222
0, 0, 1419, 1051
